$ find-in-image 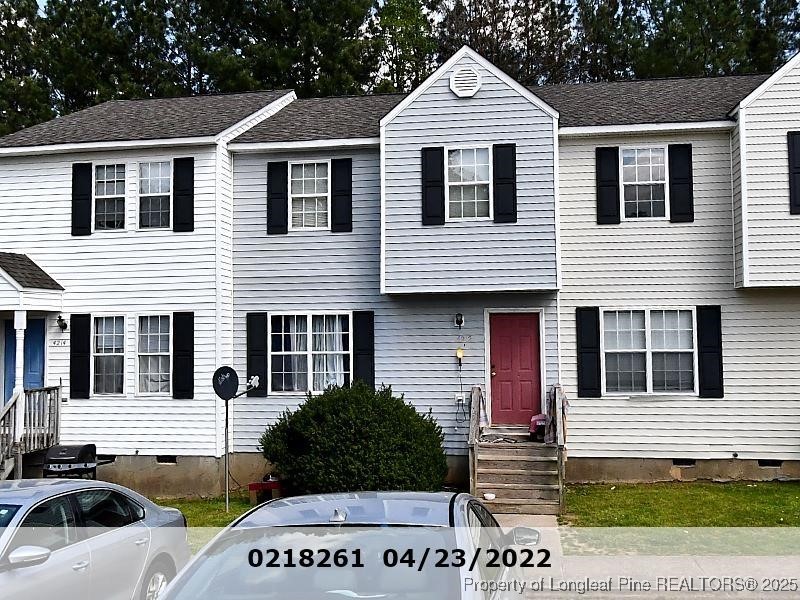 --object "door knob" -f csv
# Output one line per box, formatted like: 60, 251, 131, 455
490, 365, 497, 377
